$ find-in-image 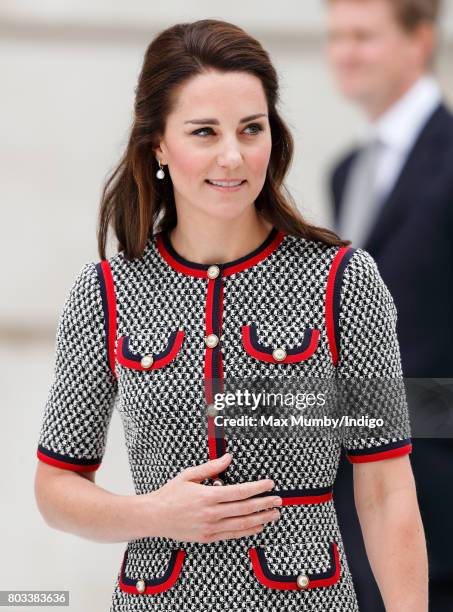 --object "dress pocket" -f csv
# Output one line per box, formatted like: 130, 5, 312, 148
119, 546, 186, 595
248, 541, 340, 590
117, 329, 185, 371
241, 322, 320, 364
